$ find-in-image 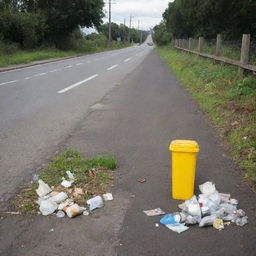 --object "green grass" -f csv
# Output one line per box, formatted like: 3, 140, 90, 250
16, 149, 117, 214
0, 43, 131, 67
158, 46, 256, 185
